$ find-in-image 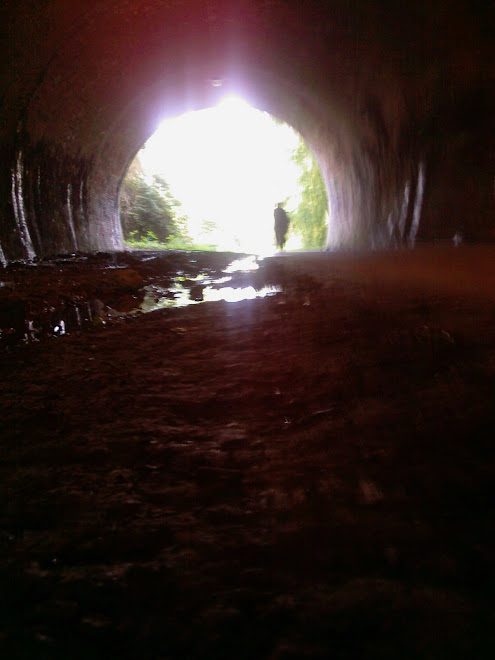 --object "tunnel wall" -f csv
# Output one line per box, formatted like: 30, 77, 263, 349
0, 0, 493, 262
